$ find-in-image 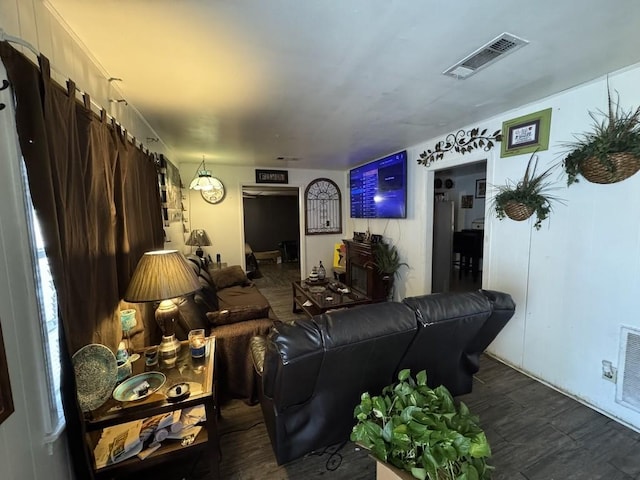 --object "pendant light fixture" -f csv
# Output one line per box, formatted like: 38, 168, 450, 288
189, 155, 215, 191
